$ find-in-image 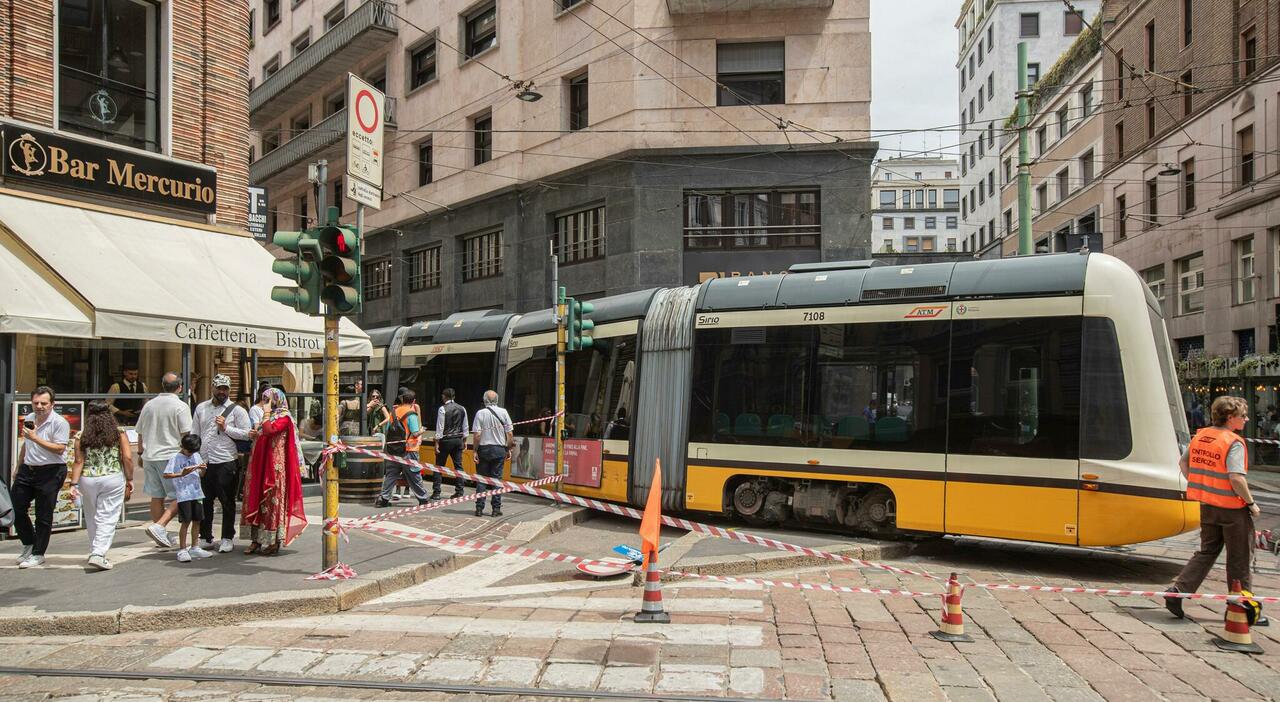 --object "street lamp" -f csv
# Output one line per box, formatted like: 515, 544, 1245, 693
515, 80, 543, 102
1158, 163, 1181, 176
